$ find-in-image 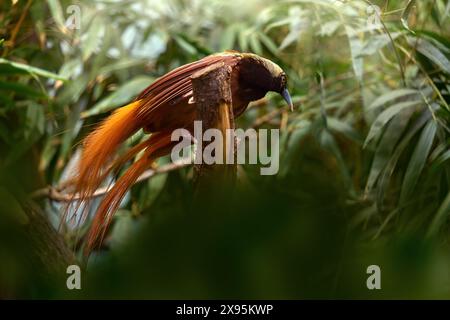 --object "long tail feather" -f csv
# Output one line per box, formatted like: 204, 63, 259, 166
84, 131, 175, 256
74, 100, 143, 201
